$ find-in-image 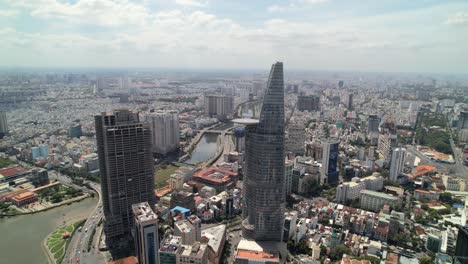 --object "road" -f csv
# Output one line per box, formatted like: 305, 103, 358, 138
61, 180, 104, 264
406, 144, 467, 178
